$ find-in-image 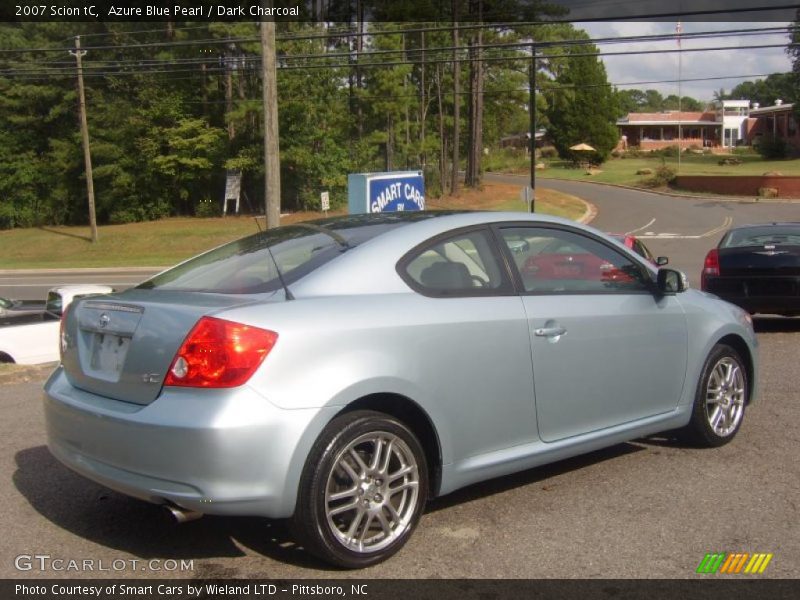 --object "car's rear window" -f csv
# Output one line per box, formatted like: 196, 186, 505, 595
721, 225, 800, 248
137, 214, 440, 294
